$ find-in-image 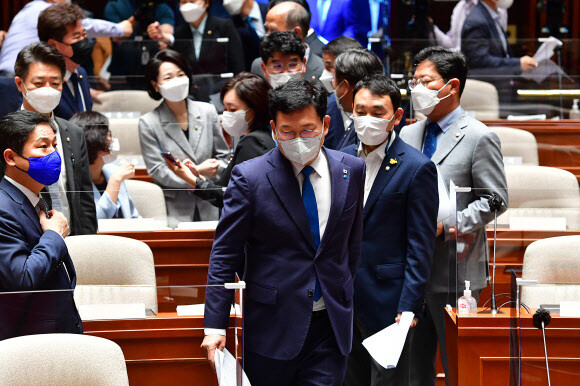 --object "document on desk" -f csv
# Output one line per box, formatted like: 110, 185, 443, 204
436, 167, 451, 223
362, 311, 414, 370
215, 348, 251, 386
533, 36, 563, 62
